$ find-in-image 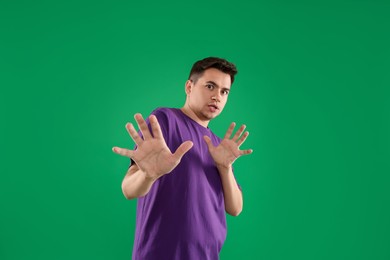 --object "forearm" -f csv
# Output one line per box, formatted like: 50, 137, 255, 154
217, 165, 243, 216
121, 165, 157, 199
